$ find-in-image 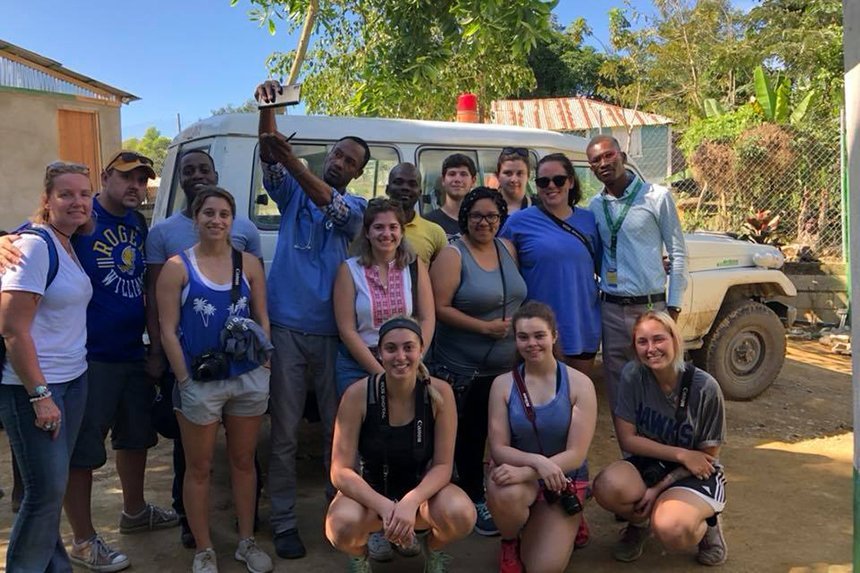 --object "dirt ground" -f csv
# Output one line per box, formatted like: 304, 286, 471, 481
0, 340, 853, 572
